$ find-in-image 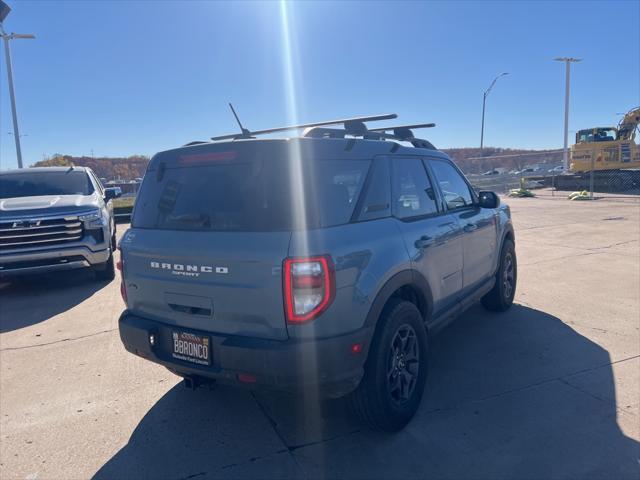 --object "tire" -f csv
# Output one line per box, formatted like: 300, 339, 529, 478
94, 230, 116, 282
94, 252, 115, 281
348, 299, 428, 432
481, 238, 517, 312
